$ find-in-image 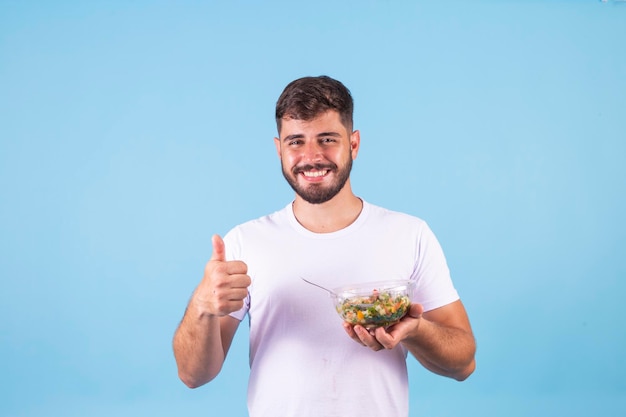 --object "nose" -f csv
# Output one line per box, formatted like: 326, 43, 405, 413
301, 141, 323, 162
